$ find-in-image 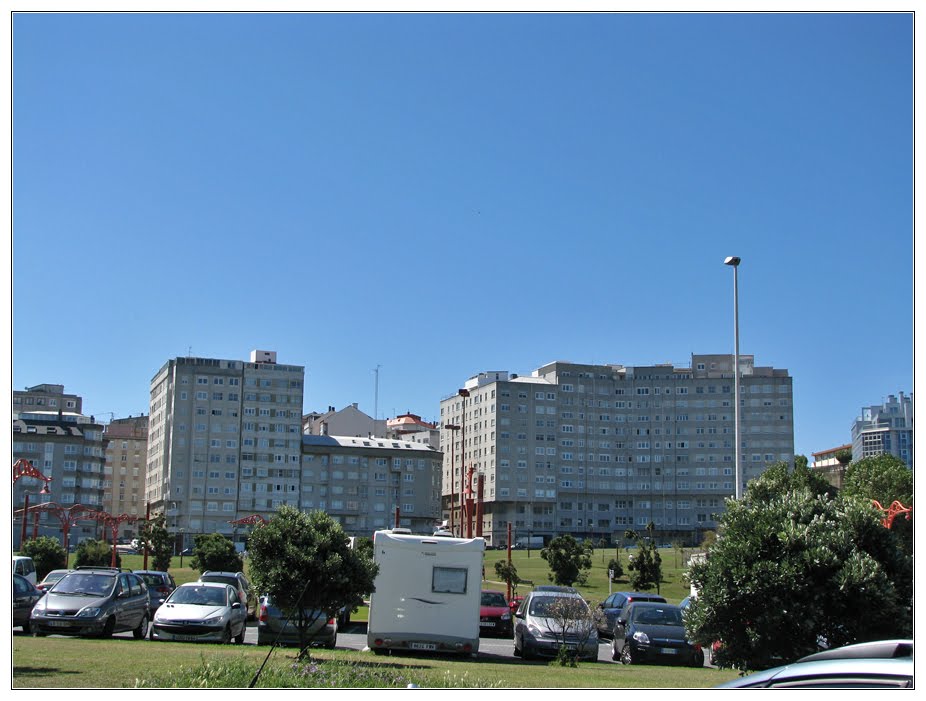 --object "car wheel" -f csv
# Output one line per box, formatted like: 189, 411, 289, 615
22, 620, 31, 634
620, 644, 635, 665
611, 639, 620, 662
371, 647, 388, 655
32, 628, 46, 637
692, 649, 705, 668
133, 614, 149, 640
235, 625, 246, 644
222, 625, 232, 645
325, 636, 337, 650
